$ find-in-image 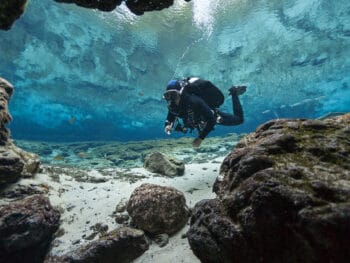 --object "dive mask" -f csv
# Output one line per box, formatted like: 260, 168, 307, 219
163, 90, 180, 102
163, 90, 181, 114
